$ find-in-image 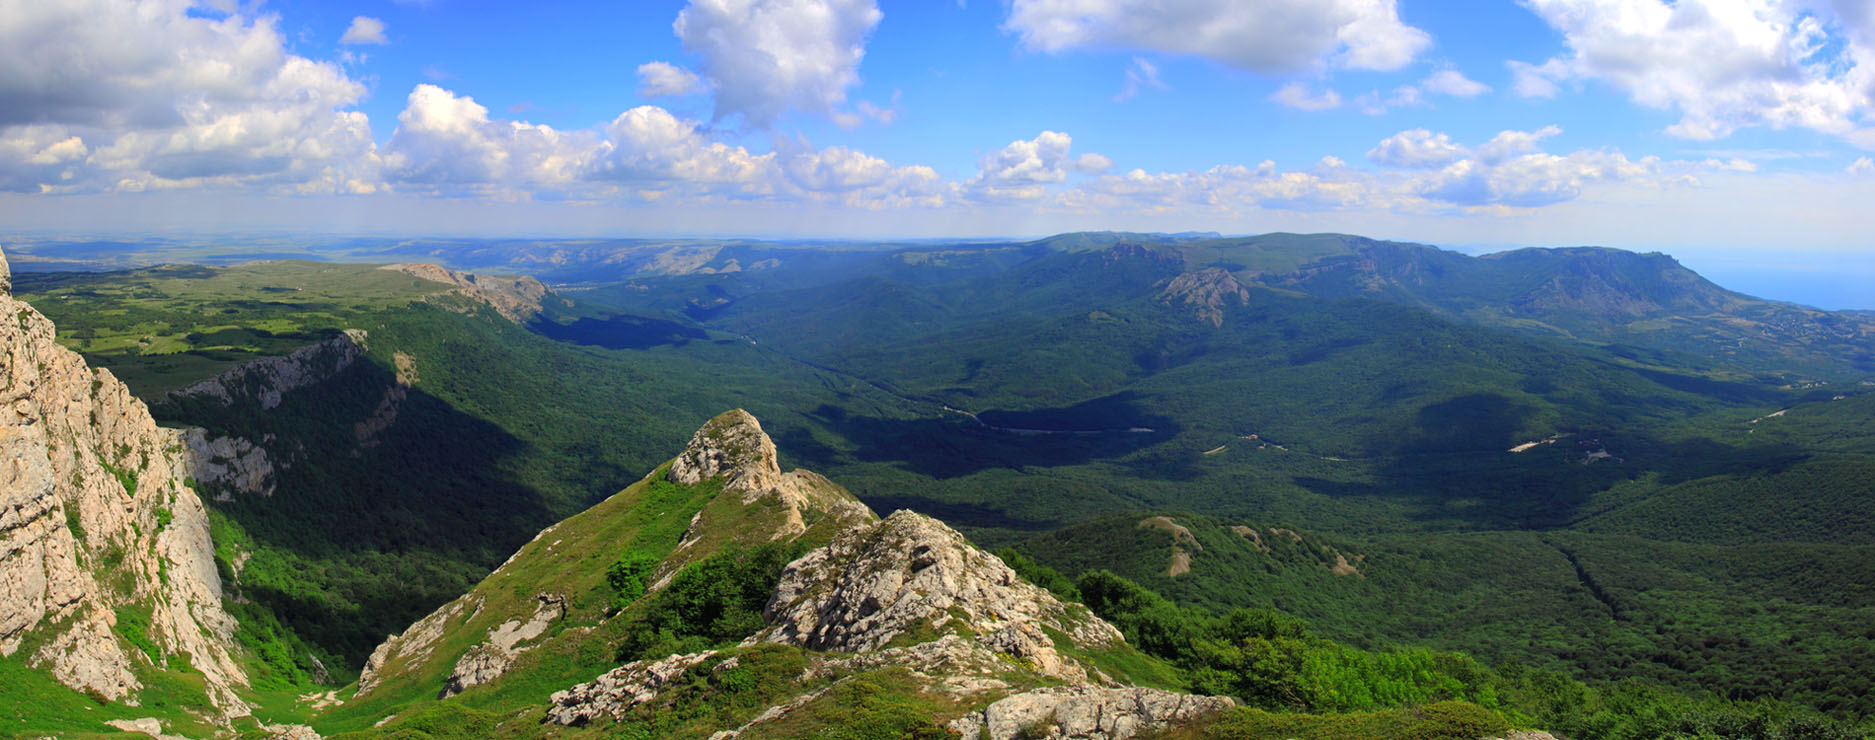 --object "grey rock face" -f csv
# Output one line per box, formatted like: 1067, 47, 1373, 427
948, 686, 1235, 740
379, 263, 550, 324
758, 509, 1122, 666
0, 249, 248, 713
545, 650, 719, 726
1160, 268, 1250, 327
667, 409, 784, 495
168, 329, 367, 410
169, 427, 276, 498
